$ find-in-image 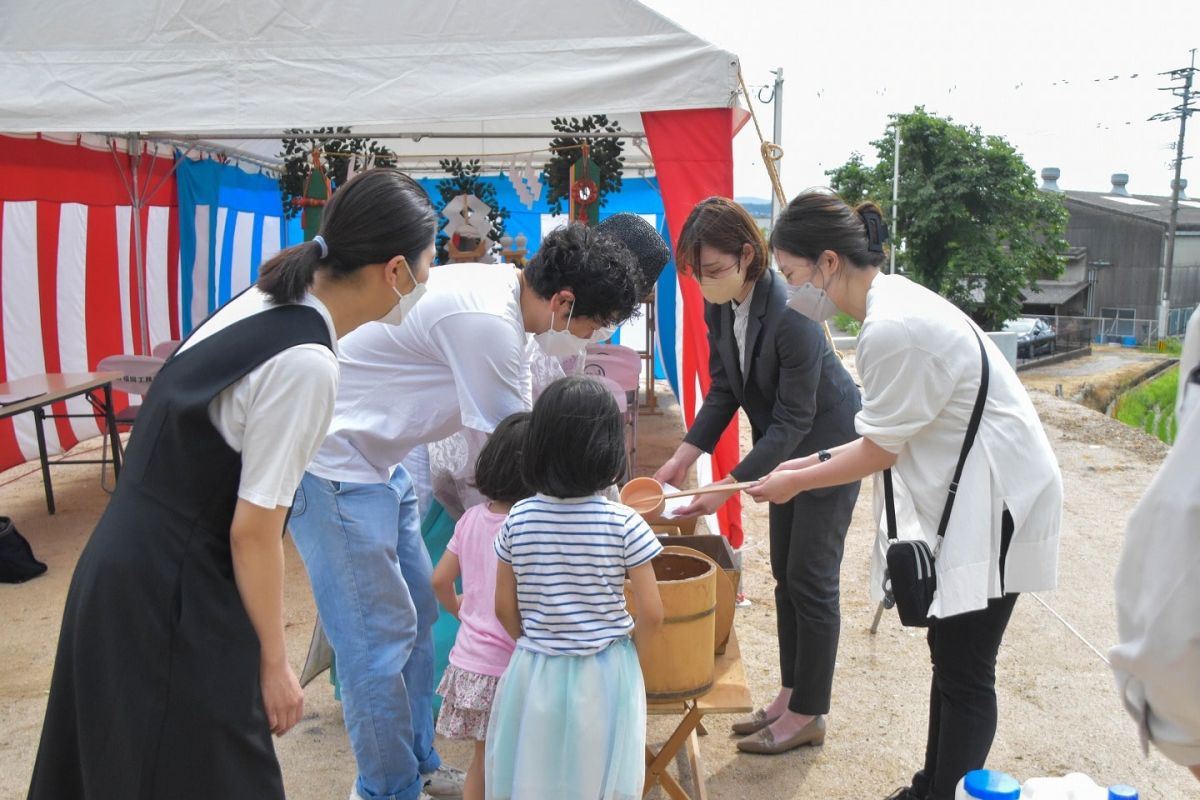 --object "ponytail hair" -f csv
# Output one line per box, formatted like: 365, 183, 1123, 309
257, 168, 438, 304
769, 189, 889, 270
